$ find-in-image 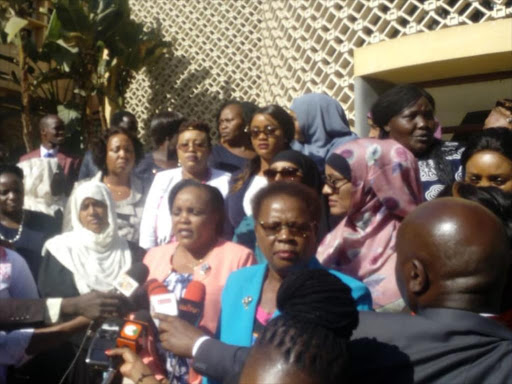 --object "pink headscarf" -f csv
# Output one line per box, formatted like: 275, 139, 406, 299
317, 138, 423, 310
